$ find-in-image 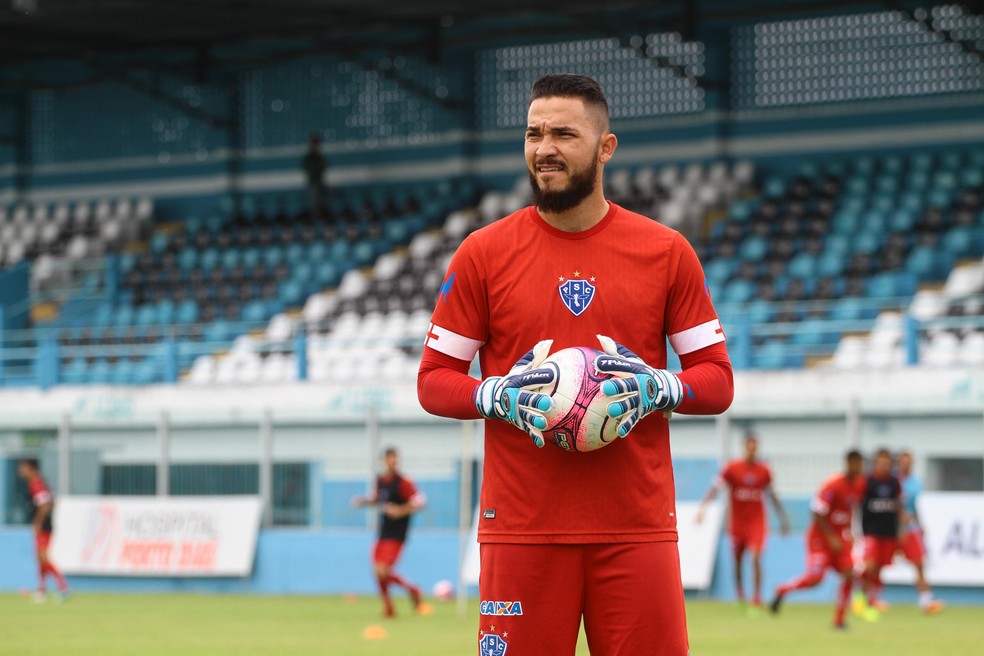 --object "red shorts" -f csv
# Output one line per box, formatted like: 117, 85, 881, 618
863, 536, 899, 569
372, 539, 405, 567
479, 542, 688, 656
806, 535, 853, 575
35, 530, 52, 553
731, 522, 766, 555
901, 529, 926, 565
